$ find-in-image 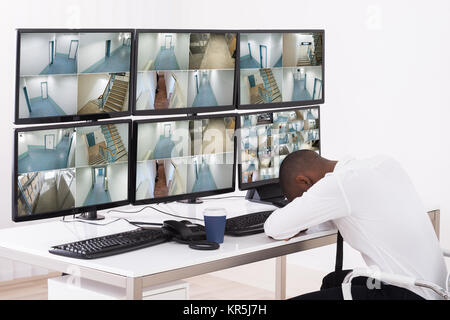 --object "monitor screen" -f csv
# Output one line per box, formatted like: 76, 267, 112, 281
238, 31, 324, 109
133, 115, 236, 203
13, 120, 131, 222
134, 31, 237, 115
16, 29, 134, 124
238, 107, 320, 189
